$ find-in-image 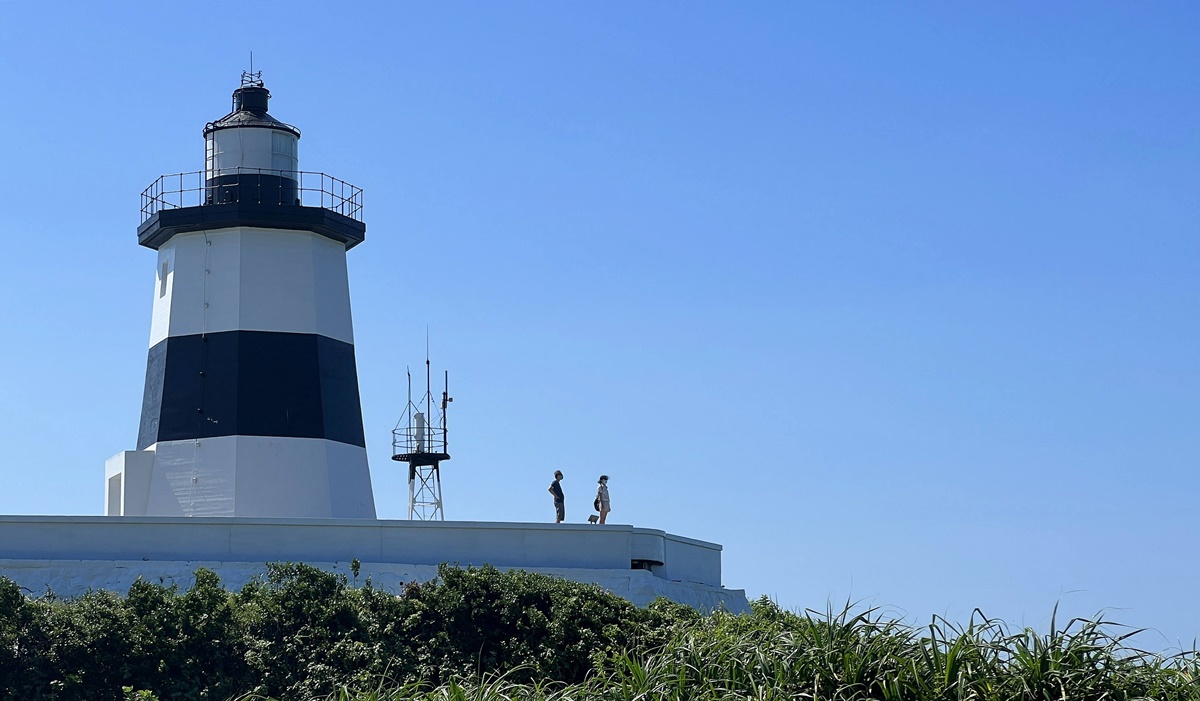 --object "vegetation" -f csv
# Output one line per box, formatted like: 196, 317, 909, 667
0, 564, 1196, 701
